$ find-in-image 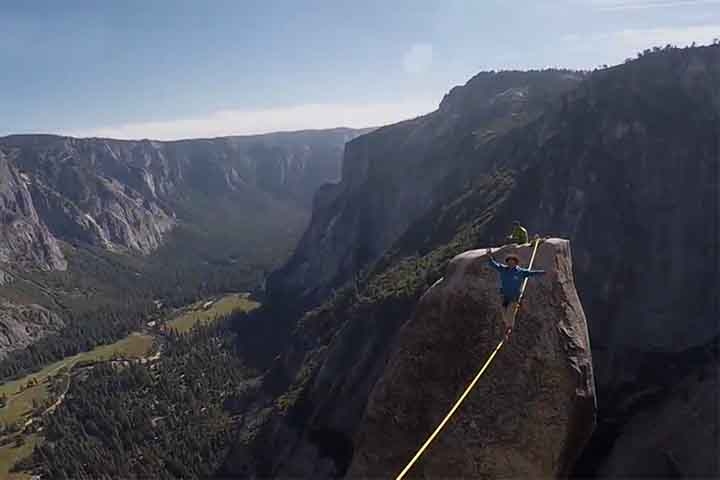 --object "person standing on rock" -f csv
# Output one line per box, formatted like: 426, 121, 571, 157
488, 250, 546, 338
507, 220, 529, 245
